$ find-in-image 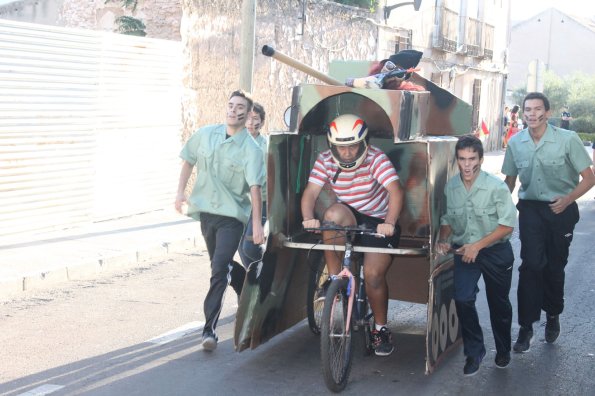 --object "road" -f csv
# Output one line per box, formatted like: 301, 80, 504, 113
1, 199, 594, 396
